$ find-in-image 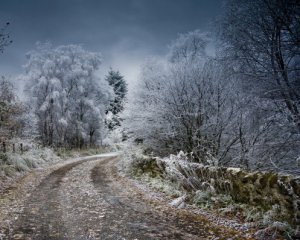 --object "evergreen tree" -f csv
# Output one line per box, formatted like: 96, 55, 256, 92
105, 69, 128, 130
